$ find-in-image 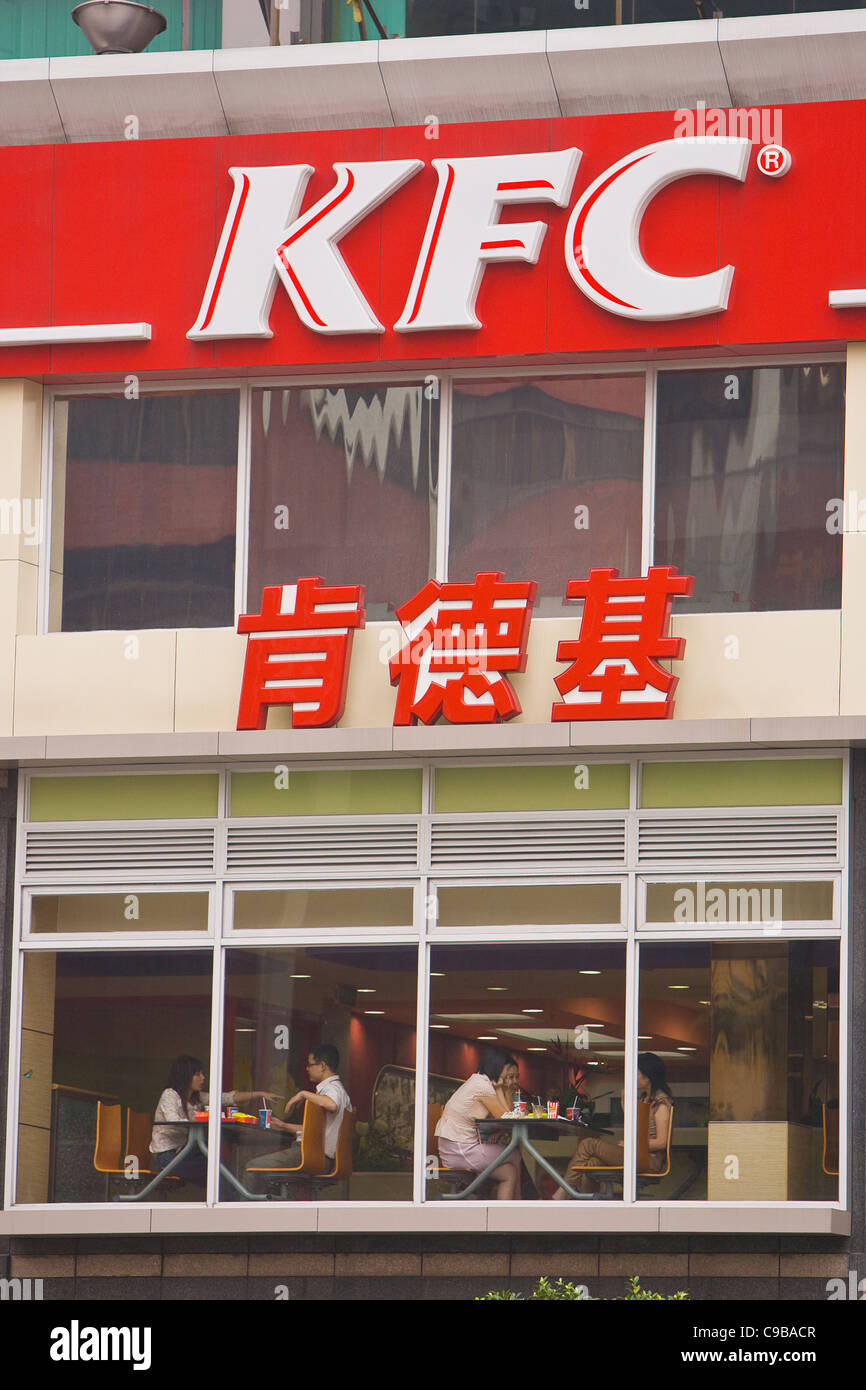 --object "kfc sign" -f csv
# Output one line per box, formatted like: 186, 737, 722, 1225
190, 139, 751, 339
236, 567, 694, 731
